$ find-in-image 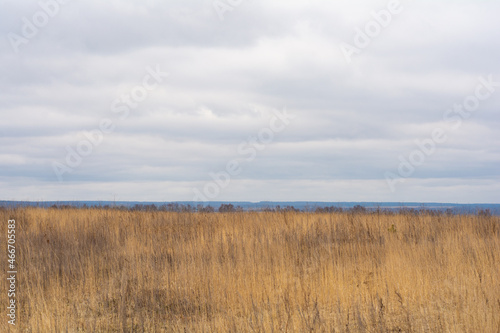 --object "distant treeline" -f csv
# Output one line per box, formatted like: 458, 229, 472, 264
5, 202, 492, 216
